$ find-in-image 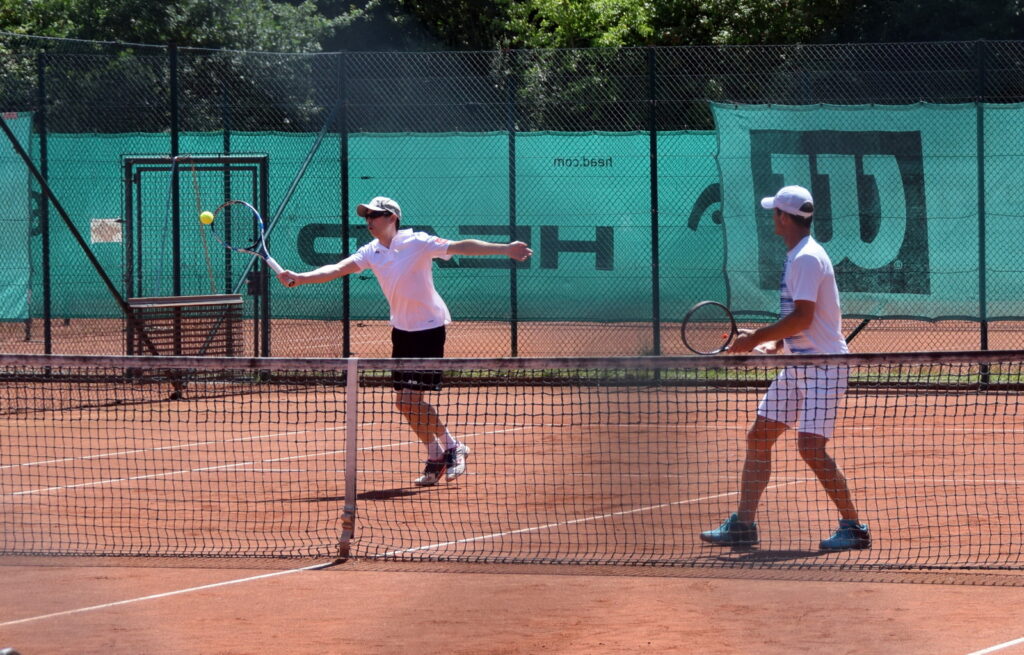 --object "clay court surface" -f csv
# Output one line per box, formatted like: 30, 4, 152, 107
4, 325, 1024, 653
4, 562, 1024, 654
5, 388, 1024, 654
